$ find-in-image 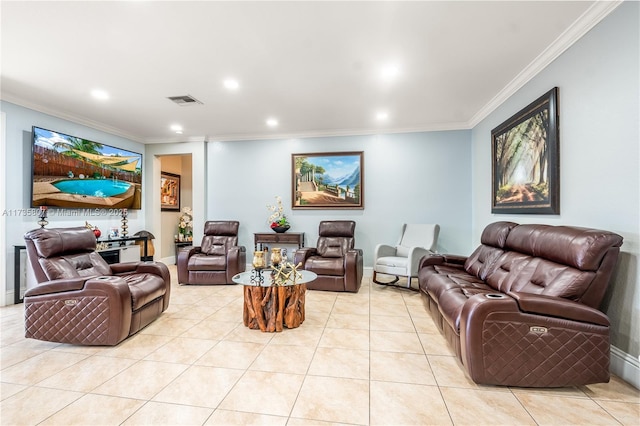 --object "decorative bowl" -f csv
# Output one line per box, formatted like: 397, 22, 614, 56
272, 225, 290, 233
